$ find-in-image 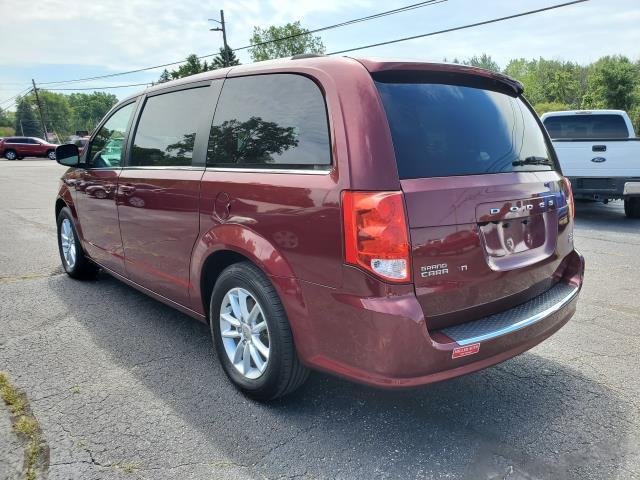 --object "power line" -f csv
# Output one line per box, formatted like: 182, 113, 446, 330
0, 87, 33, 107
232, 0, 447, 53
35, 0, 447, 86
329, 0, 588, 55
